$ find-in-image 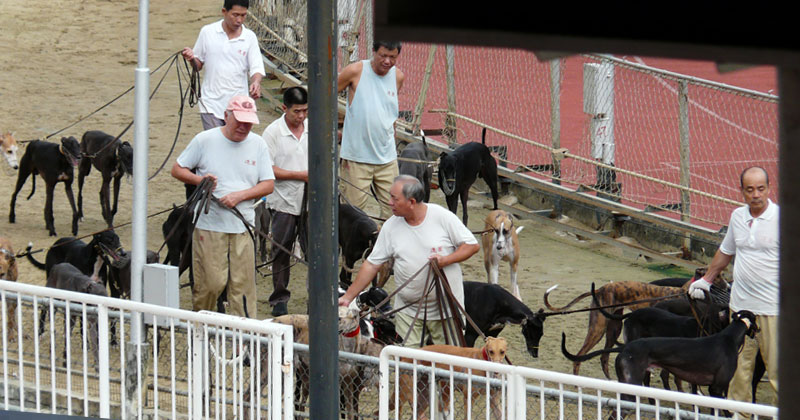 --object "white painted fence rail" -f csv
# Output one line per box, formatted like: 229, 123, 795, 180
0, 279, 293, 420
379, 345, 778, 420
